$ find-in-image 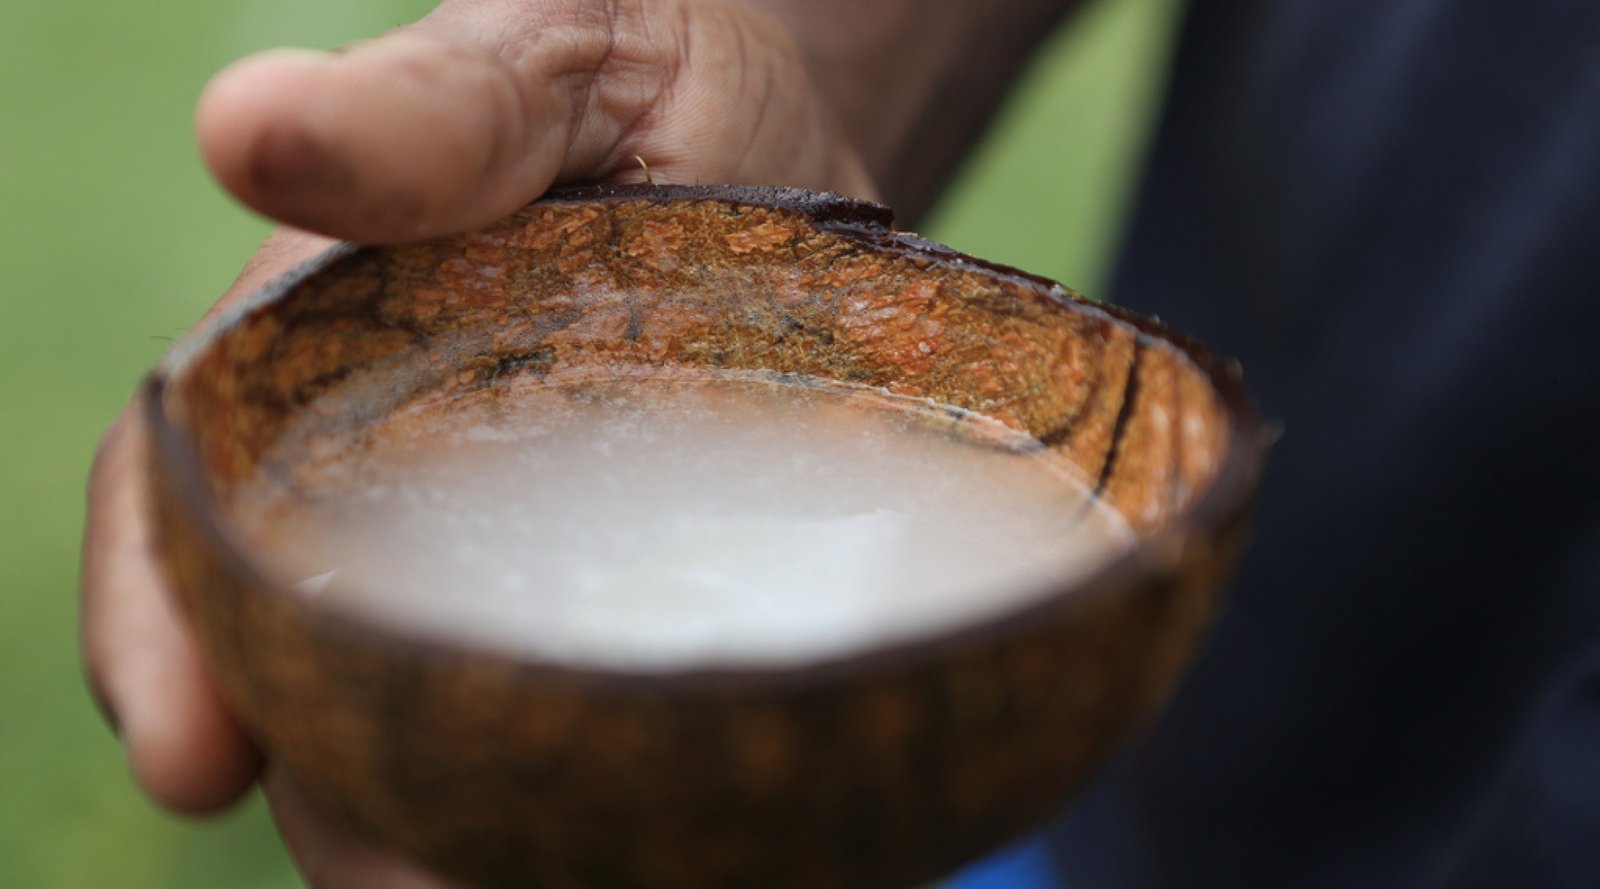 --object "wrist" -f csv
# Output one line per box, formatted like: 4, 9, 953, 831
747, 0, 1078, 220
